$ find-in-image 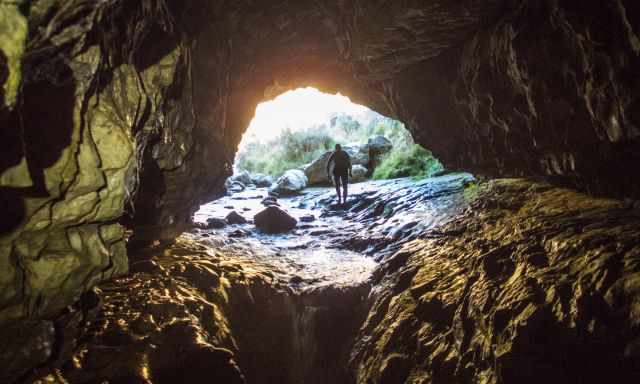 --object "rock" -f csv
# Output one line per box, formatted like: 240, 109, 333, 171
367, 135, 393, 153
225, 181, 245, 194
225, 211, 247, 225
309, 229, 332, 236
251, 173, 274, 188
343, 143, 371, 166
230, 170, 253, 186
303, 151, 335, 185
299, 214, 316, 223
228, 229, 250, 237
206, 218, 227, 229
0, 321, 56, 383
271, 169, 307, 195
130, 314, 159, 334
254, 206, 297, 233
351, 164, 368, 182
289, 276, 303, 284
261, 196, 280, 207
130, 259, 165, 274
